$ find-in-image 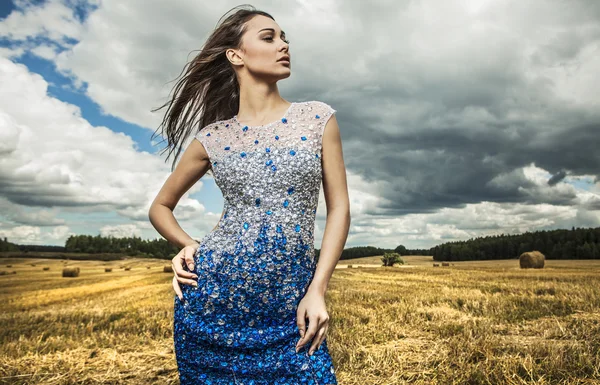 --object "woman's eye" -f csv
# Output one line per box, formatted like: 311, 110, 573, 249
263, 36, 290, 44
